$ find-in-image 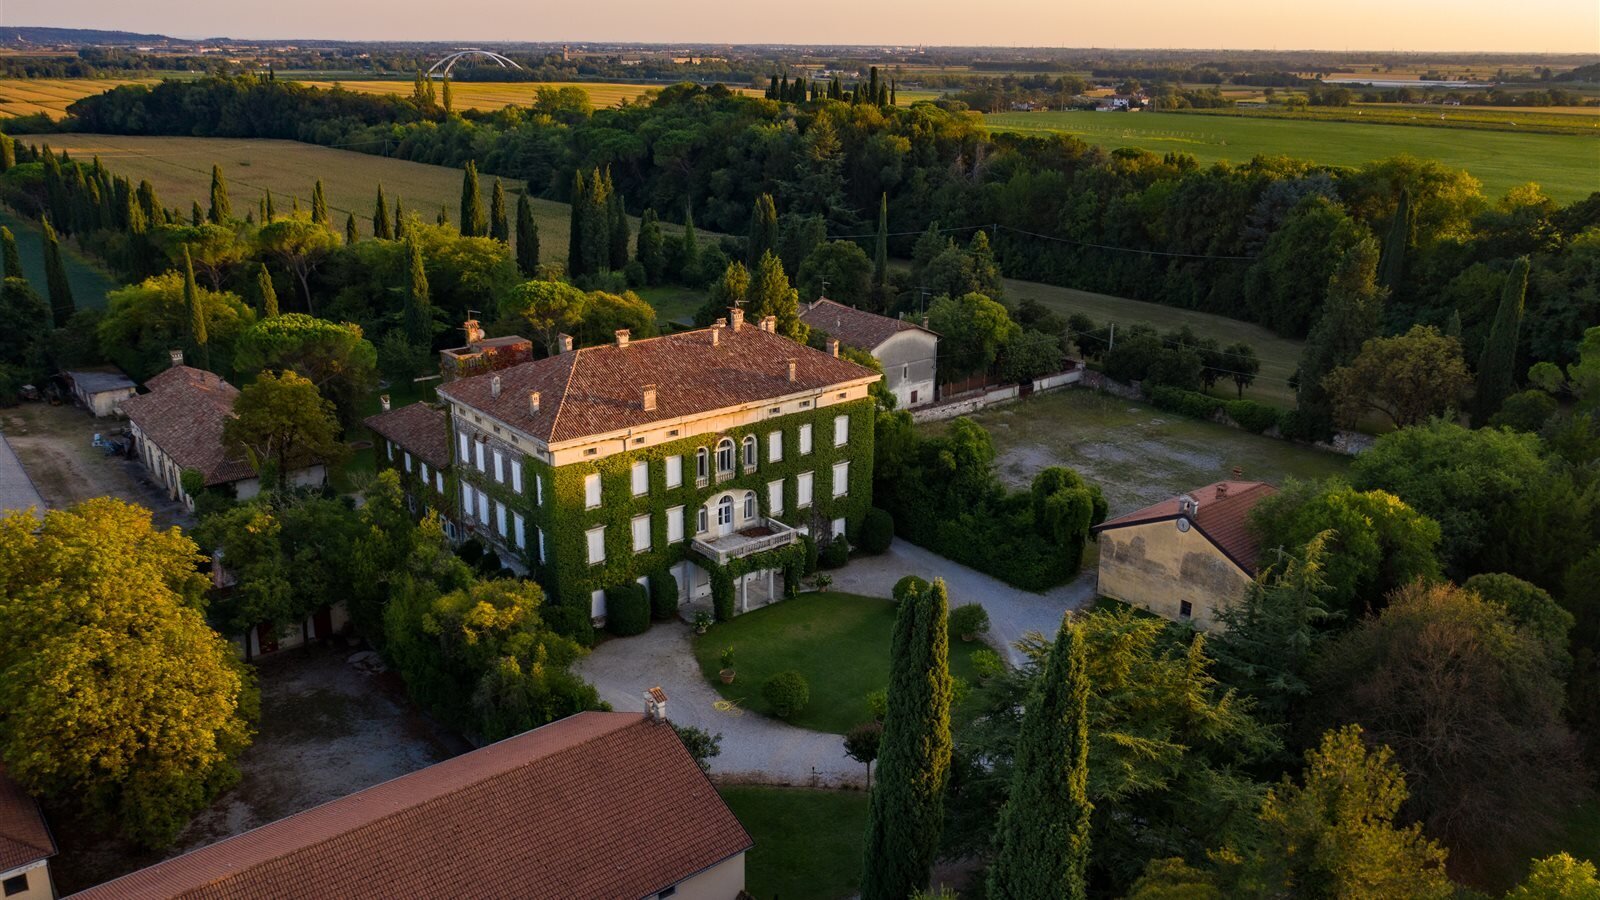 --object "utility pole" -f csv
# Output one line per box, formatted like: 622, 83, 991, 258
1108, 322, 1115, 354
